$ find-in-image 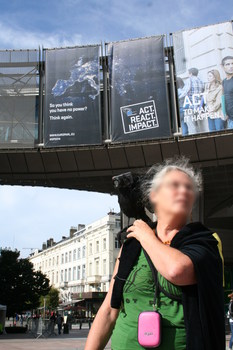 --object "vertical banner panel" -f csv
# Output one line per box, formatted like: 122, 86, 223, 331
173, 21, 233, 136
108, 36, 171, 143
44, 46, 102, 147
